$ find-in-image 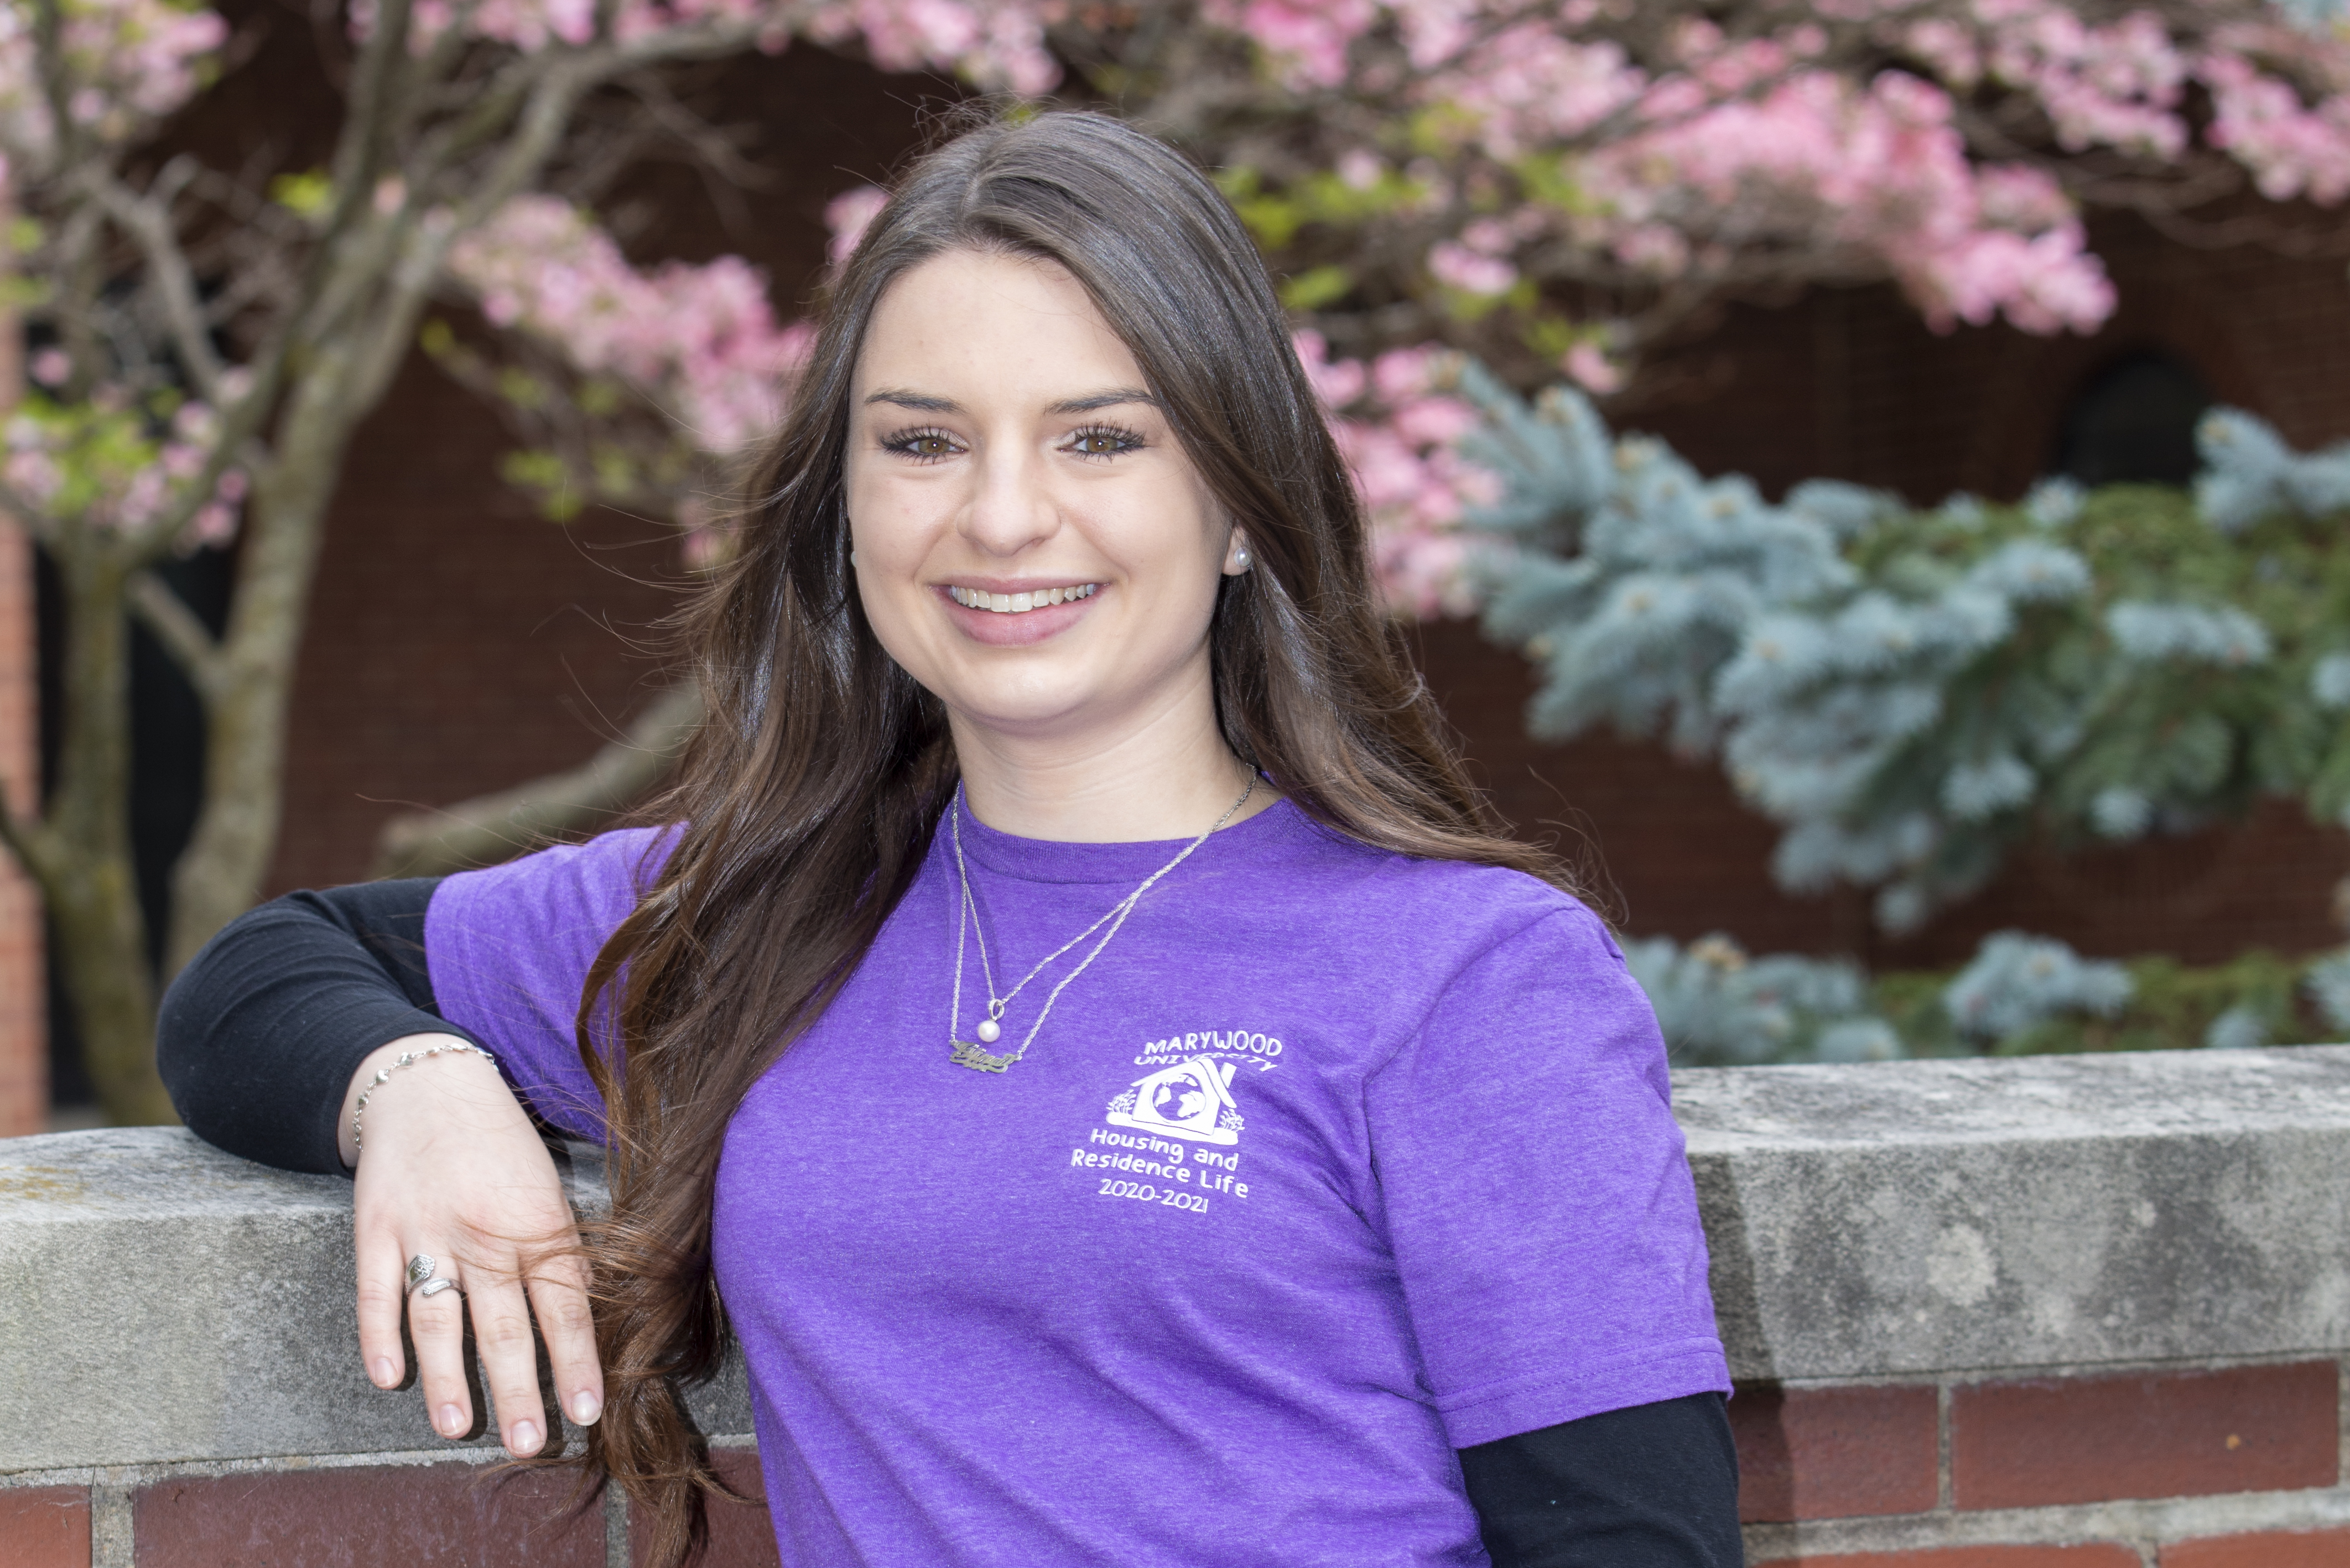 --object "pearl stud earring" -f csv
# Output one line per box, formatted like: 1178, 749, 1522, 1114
1231, 546, 1252, 571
